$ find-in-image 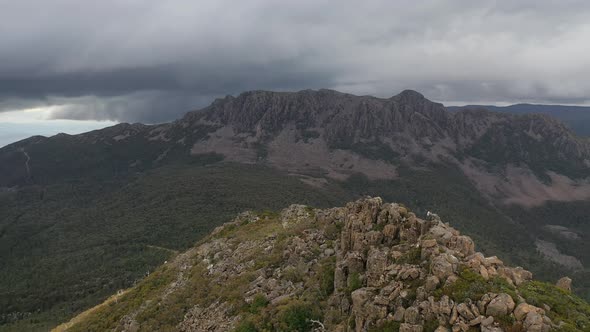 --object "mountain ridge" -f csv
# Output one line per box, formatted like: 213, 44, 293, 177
3, 89, 589, 204
55, 197, 590, 332
448, 104, 590, 137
